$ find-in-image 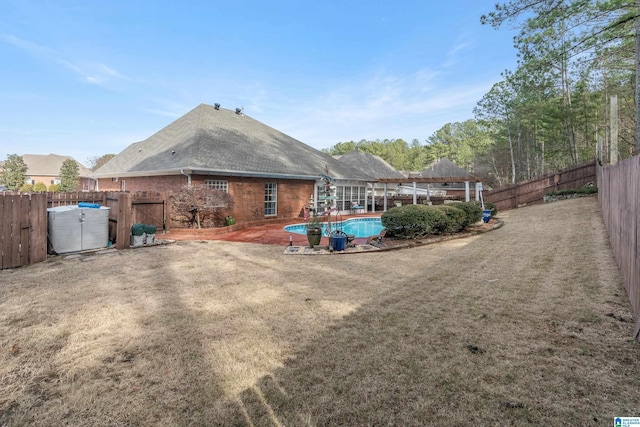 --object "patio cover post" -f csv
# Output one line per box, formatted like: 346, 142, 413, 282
369, 182, 373, 212
413, 182, 417, 205
465, 181, 470, 202
475, 182, 481, 201
383, 183, 388, 211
